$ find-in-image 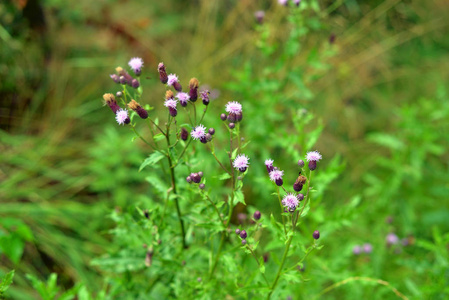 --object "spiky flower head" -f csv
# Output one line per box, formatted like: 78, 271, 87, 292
386, 233, 399, 245
225, 101, 242, 114
278, 0, 288, 6
191, 125, 207, 141
269, 169, 284, 186
167, 74, 179, 86
233, 154, 250, 172
164, 99, 178, 117
265, 159, 274, 173
176, 92, 190, 107
115, 109, 129, 125
128, 57, 143, 74
282, 193, 299, 210
306, 151, 322, 162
